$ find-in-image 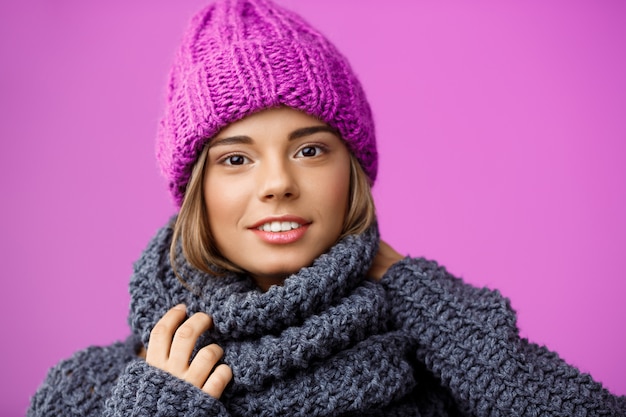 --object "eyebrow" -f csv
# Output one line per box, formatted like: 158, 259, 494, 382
288, 125, 340, 140
208, 135, 253, 148
209, 125, 340, 148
